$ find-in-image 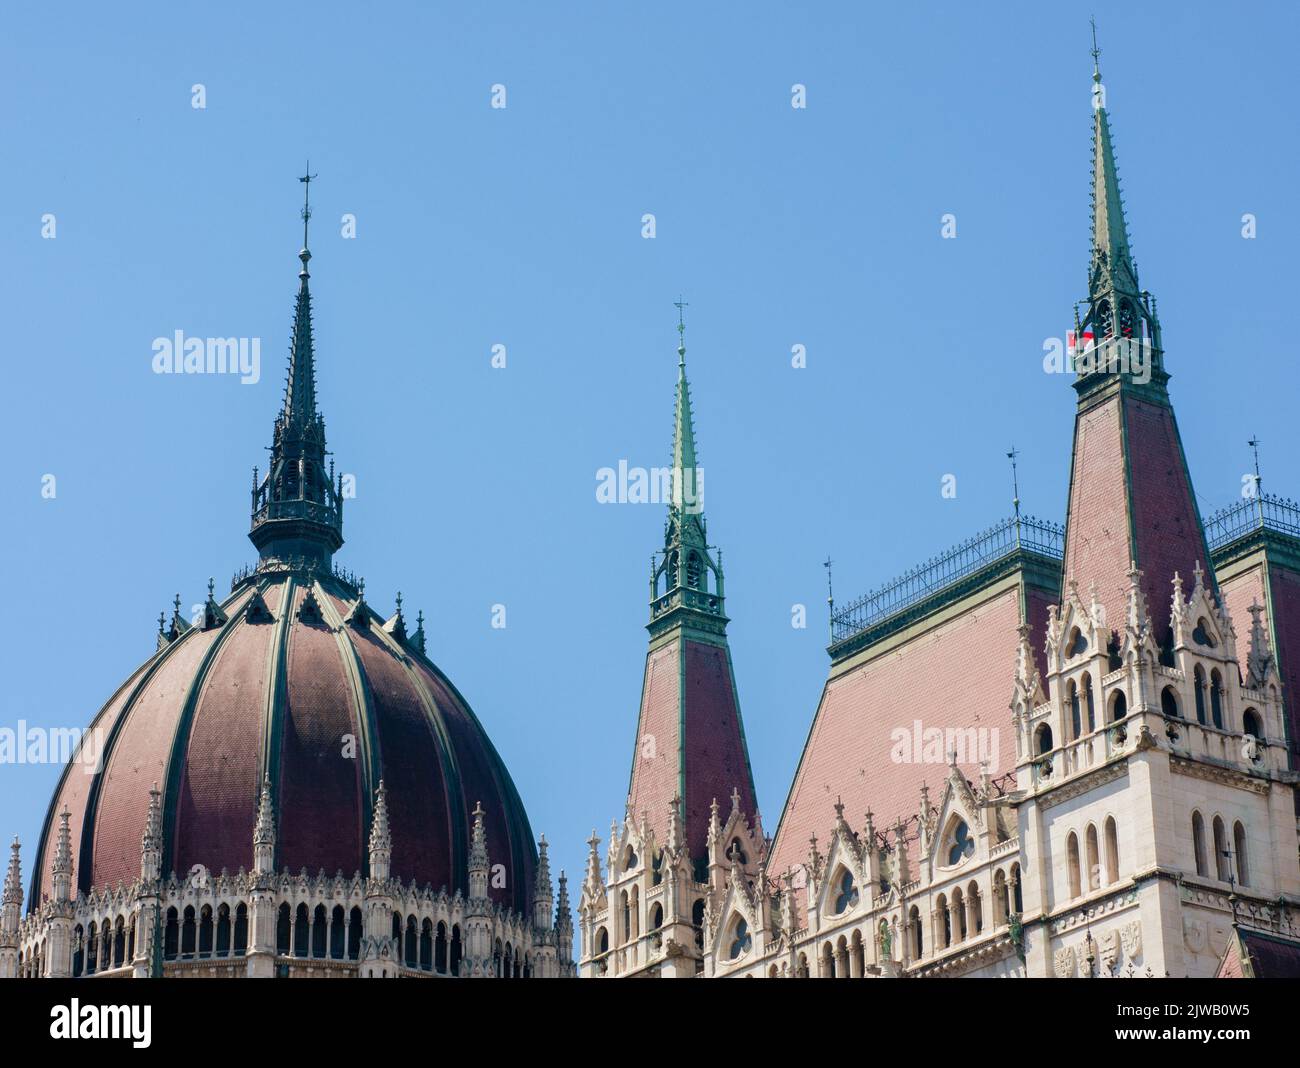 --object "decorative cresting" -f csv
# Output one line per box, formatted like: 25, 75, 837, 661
649, 301, 727, 639
249, 169, 344, 570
